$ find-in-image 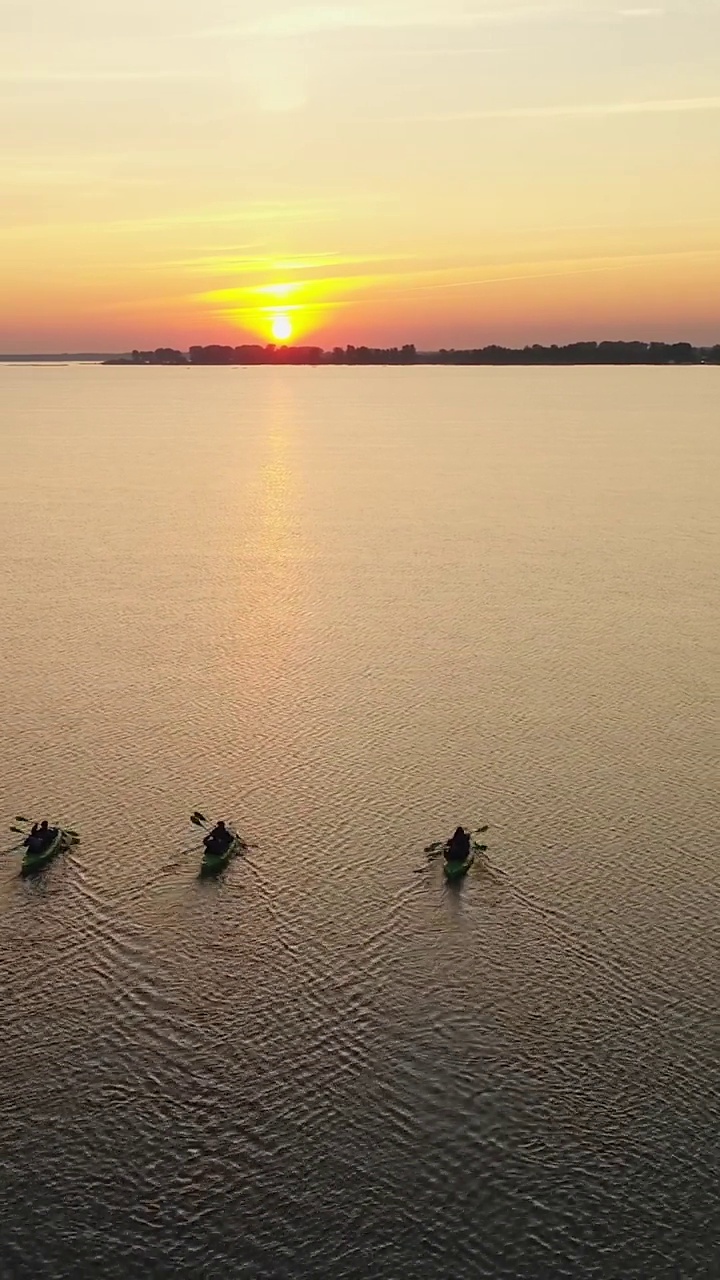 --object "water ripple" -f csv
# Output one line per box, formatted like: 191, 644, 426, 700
0, 367, 717, 1278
